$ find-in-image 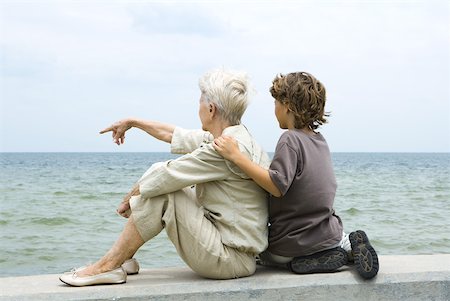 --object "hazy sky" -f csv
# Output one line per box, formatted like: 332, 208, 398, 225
1, 0, 449, 152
